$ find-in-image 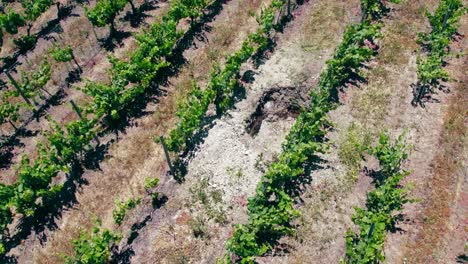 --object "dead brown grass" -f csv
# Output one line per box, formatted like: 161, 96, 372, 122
300, 0, 359, 51
350, 0, 431, 129
403, 57, 467, 263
